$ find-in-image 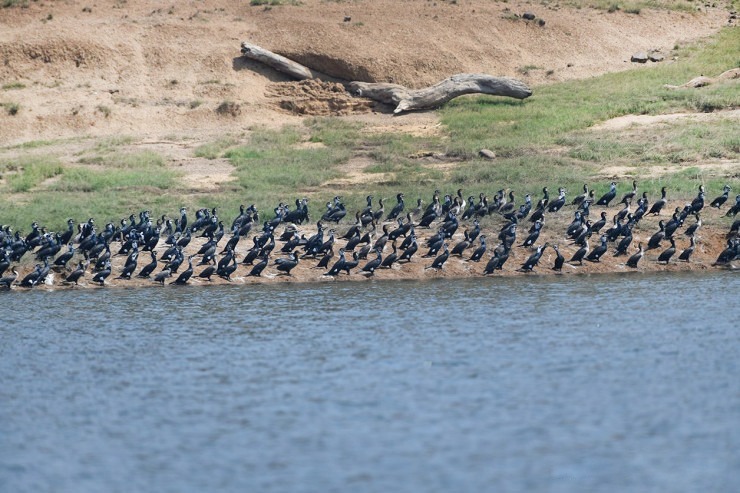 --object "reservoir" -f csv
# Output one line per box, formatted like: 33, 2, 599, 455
1, 271, 738, 492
